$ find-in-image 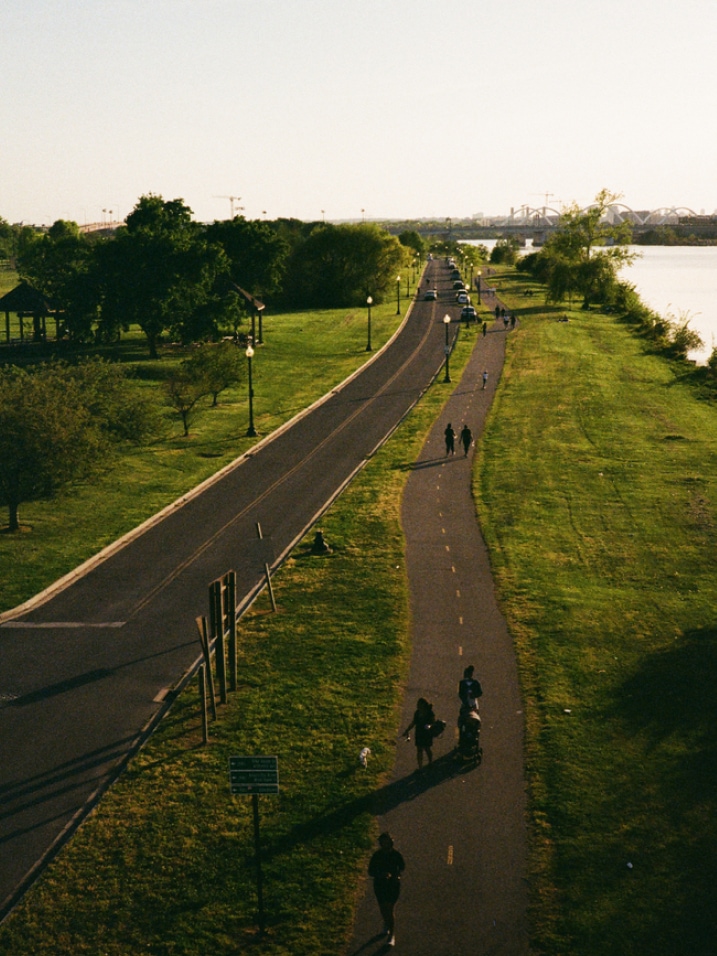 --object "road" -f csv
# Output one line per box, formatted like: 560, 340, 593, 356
0, 258, 462, 920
